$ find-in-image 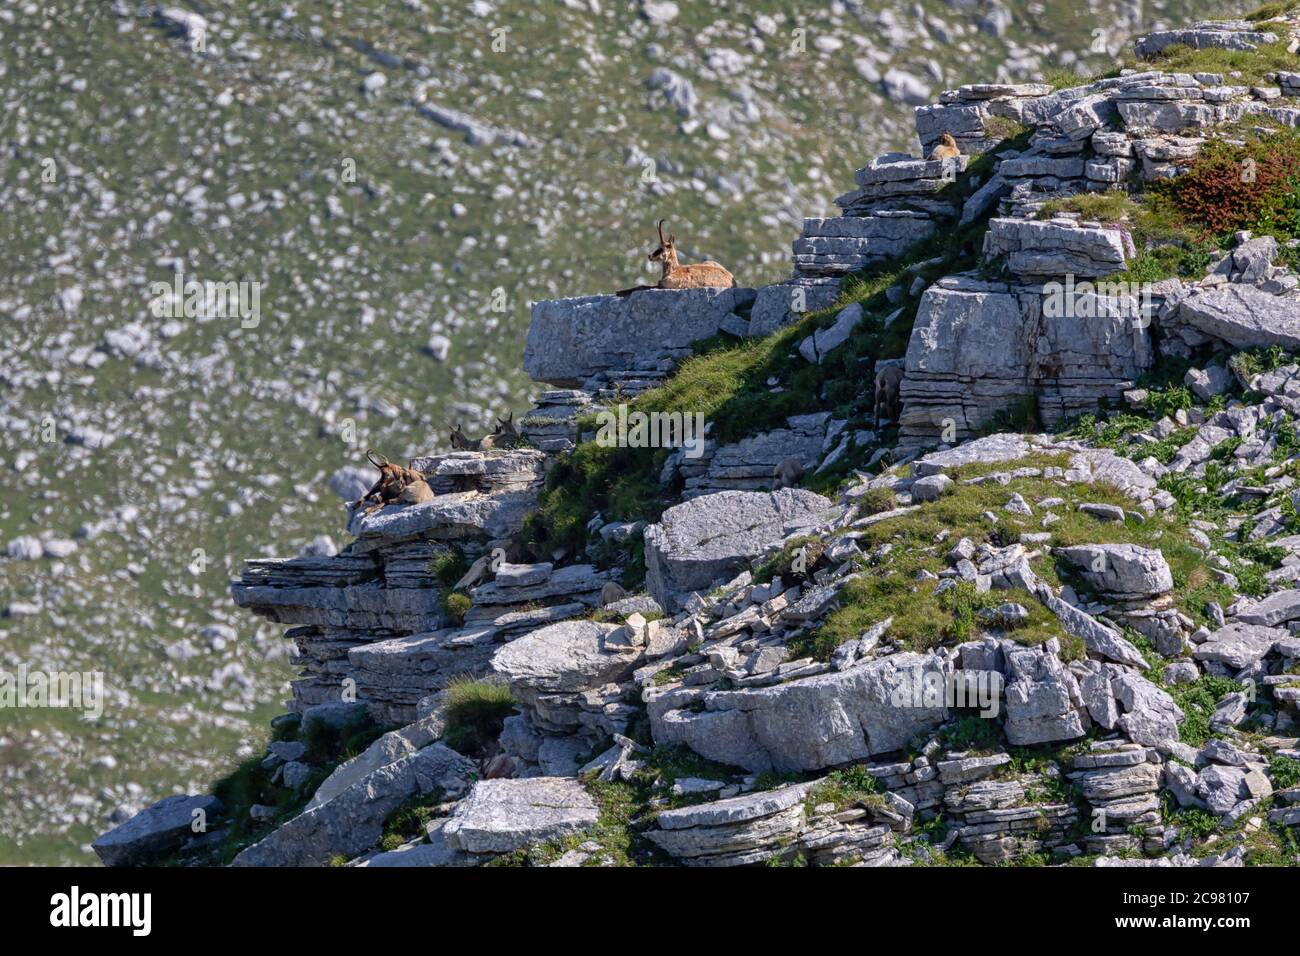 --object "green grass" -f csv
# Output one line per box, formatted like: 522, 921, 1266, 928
805, 765, 881, 813
442, 677, 517, 756
1037, 191, 1138, 223
523, 127, 1034, 560
1135, 39, 1300, 86
379, 789, 447, 852
1270, 755, 1300, 790
793, 455, 1213, 661
1167, 675, 1246, 747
